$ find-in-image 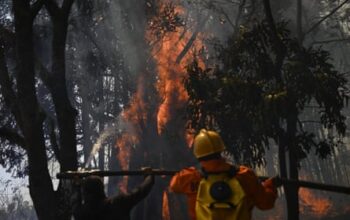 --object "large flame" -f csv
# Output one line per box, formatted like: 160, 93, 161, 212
148, 3, 205, 141
114, 78, 146, 193
115, 133, 133, 193
114, 0, 205, 215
